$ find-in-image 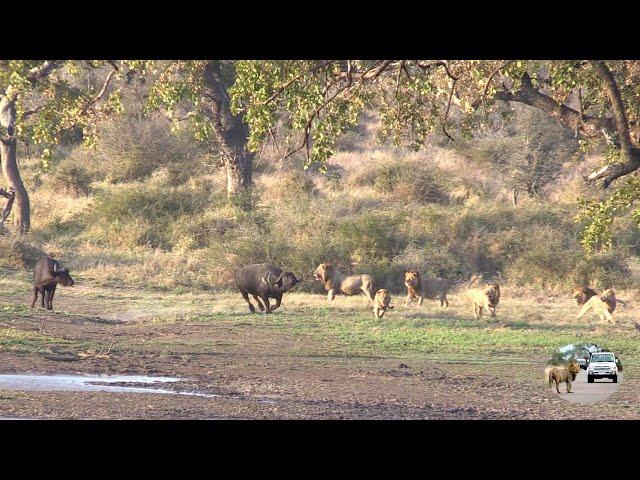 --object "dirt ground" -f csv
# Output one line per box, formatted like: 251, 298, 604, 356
0, 279, 638, 419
